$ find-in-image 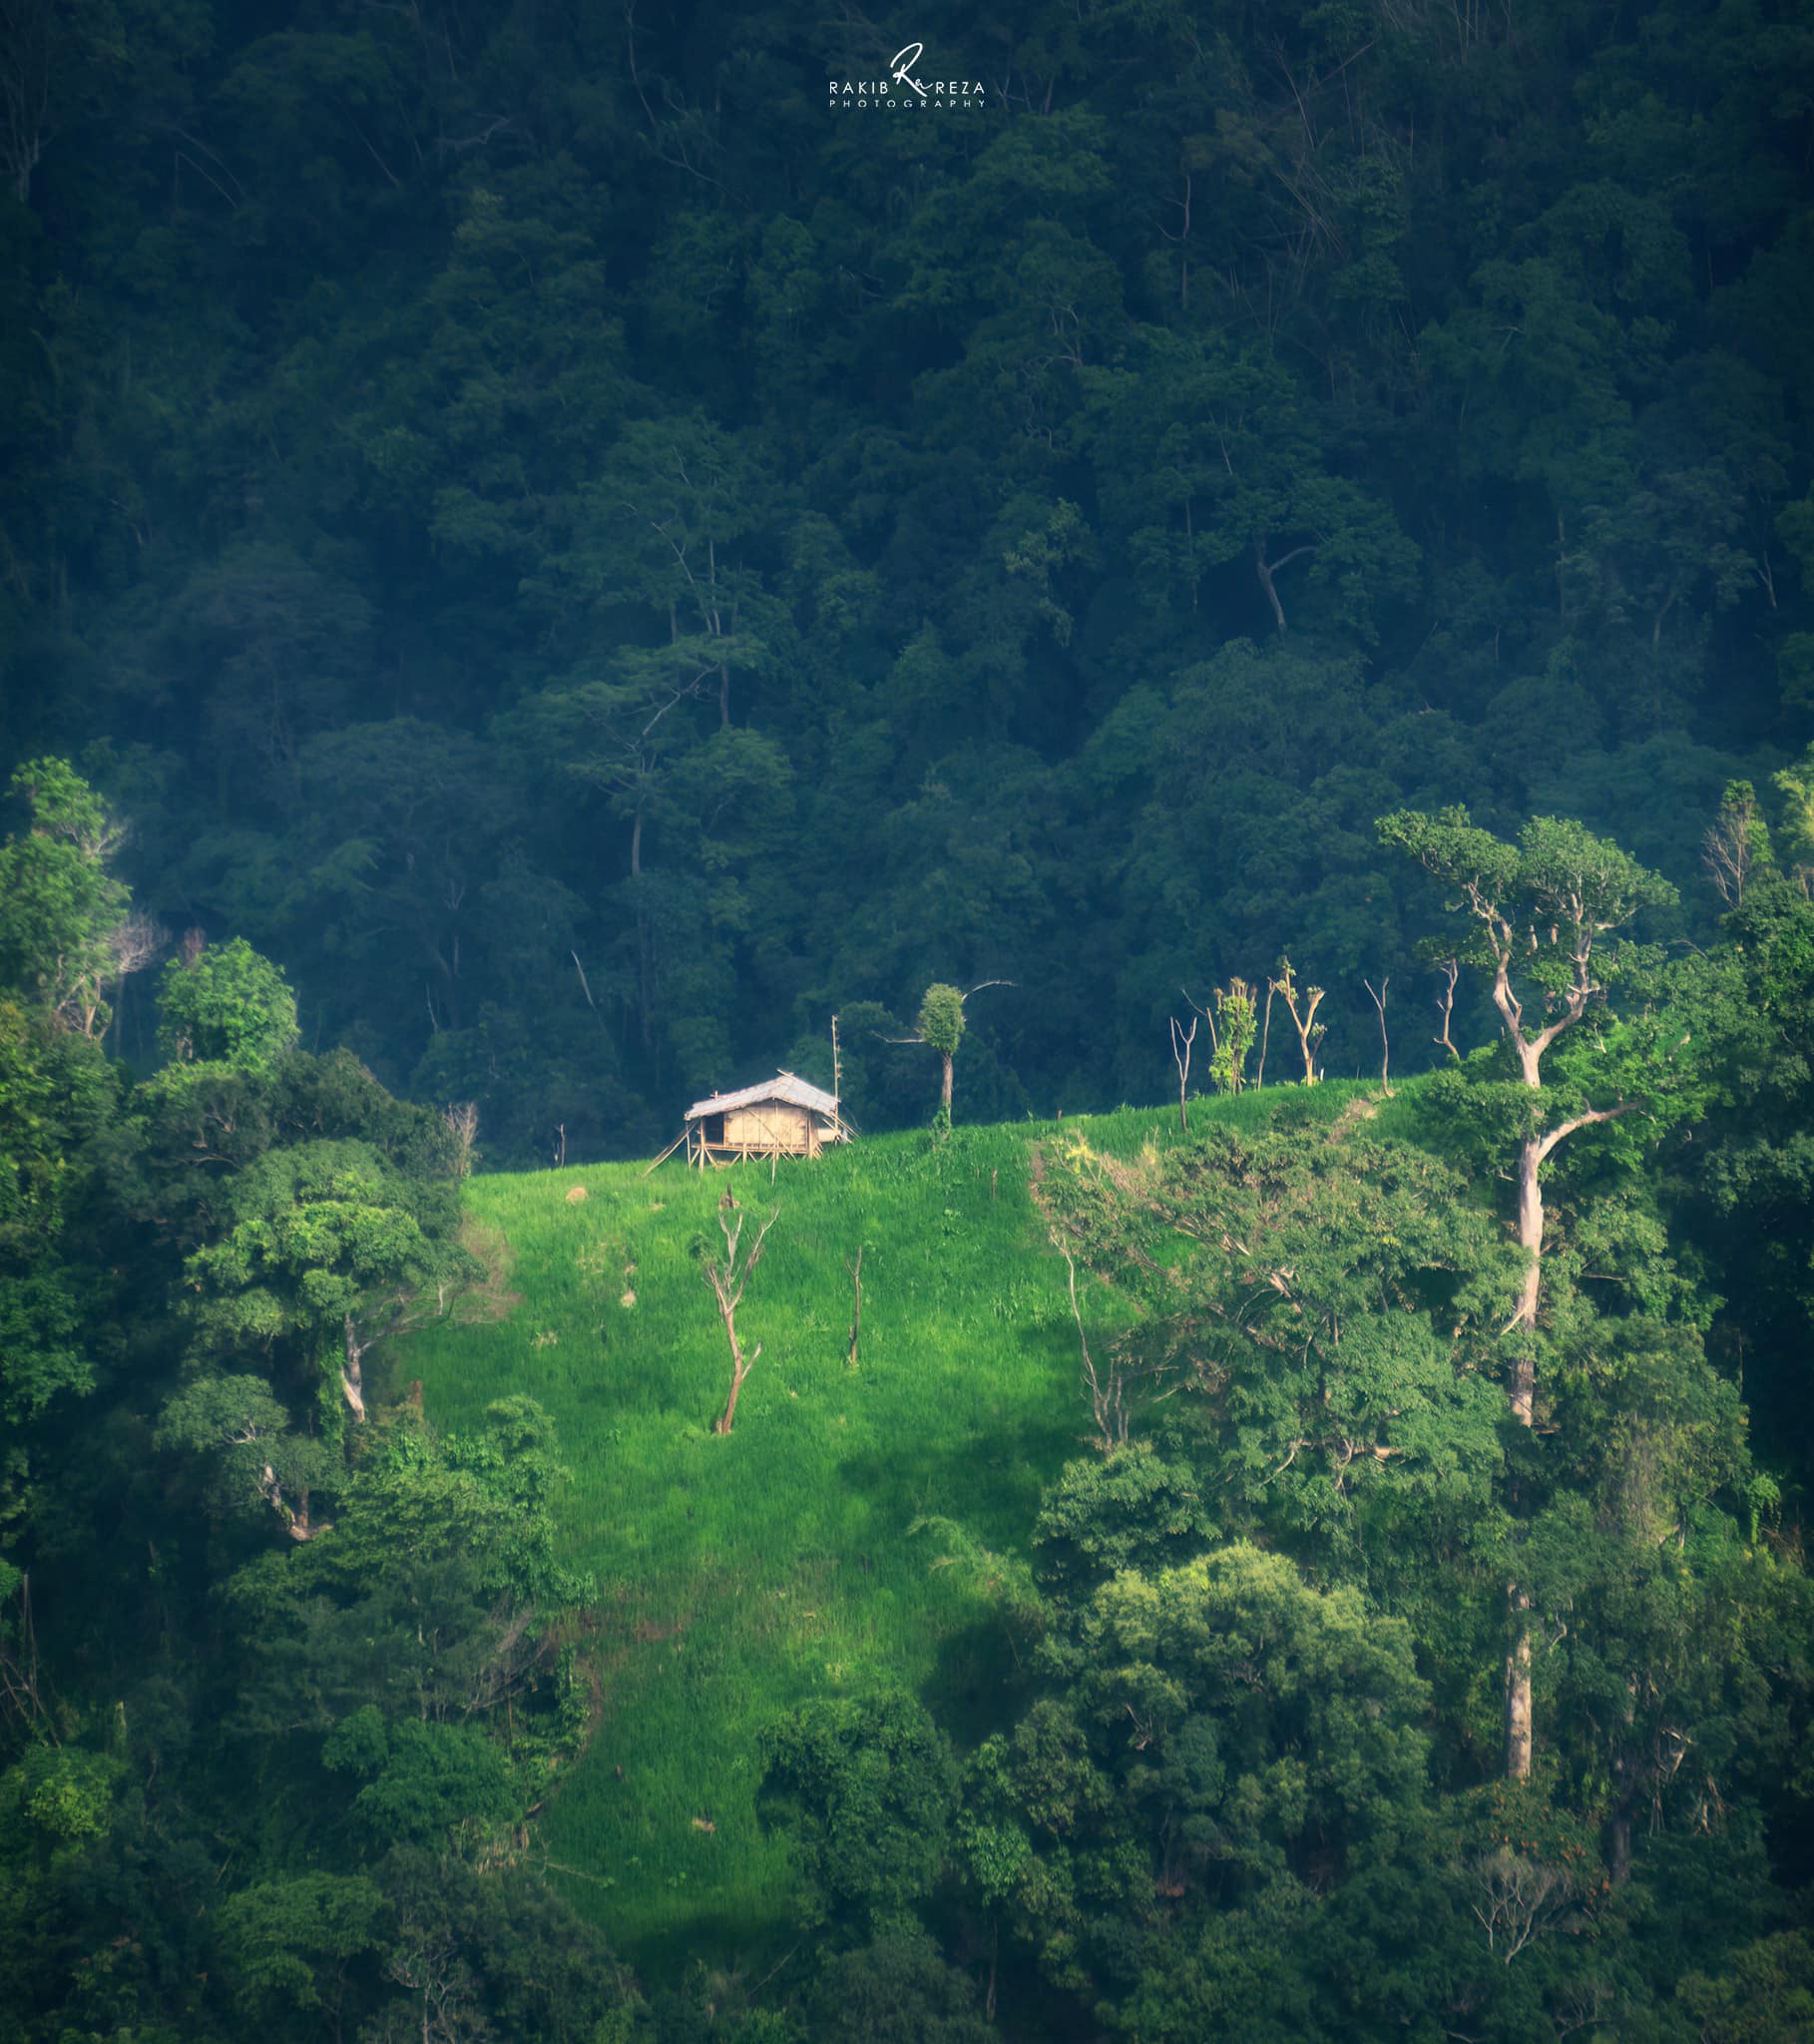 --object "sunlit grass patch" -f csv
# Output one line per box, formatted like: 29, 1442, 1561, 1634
395, 1082, 1389, 1964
